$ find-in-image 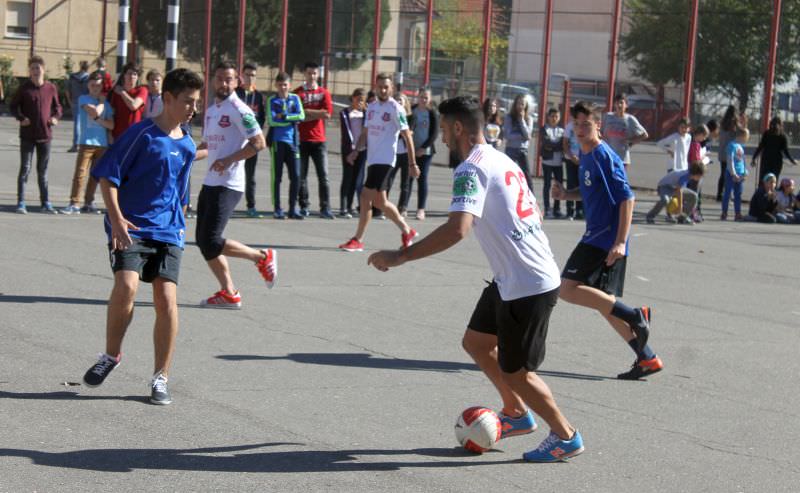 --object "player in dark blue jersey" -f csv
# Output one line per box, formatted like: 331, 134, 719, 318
82, 68, 205, 405
551, 101, 663, 380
